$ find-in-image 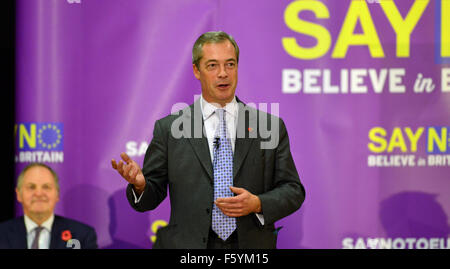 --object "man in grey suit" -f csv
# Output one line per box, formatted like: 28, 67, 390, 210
111, 31, 305, 249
